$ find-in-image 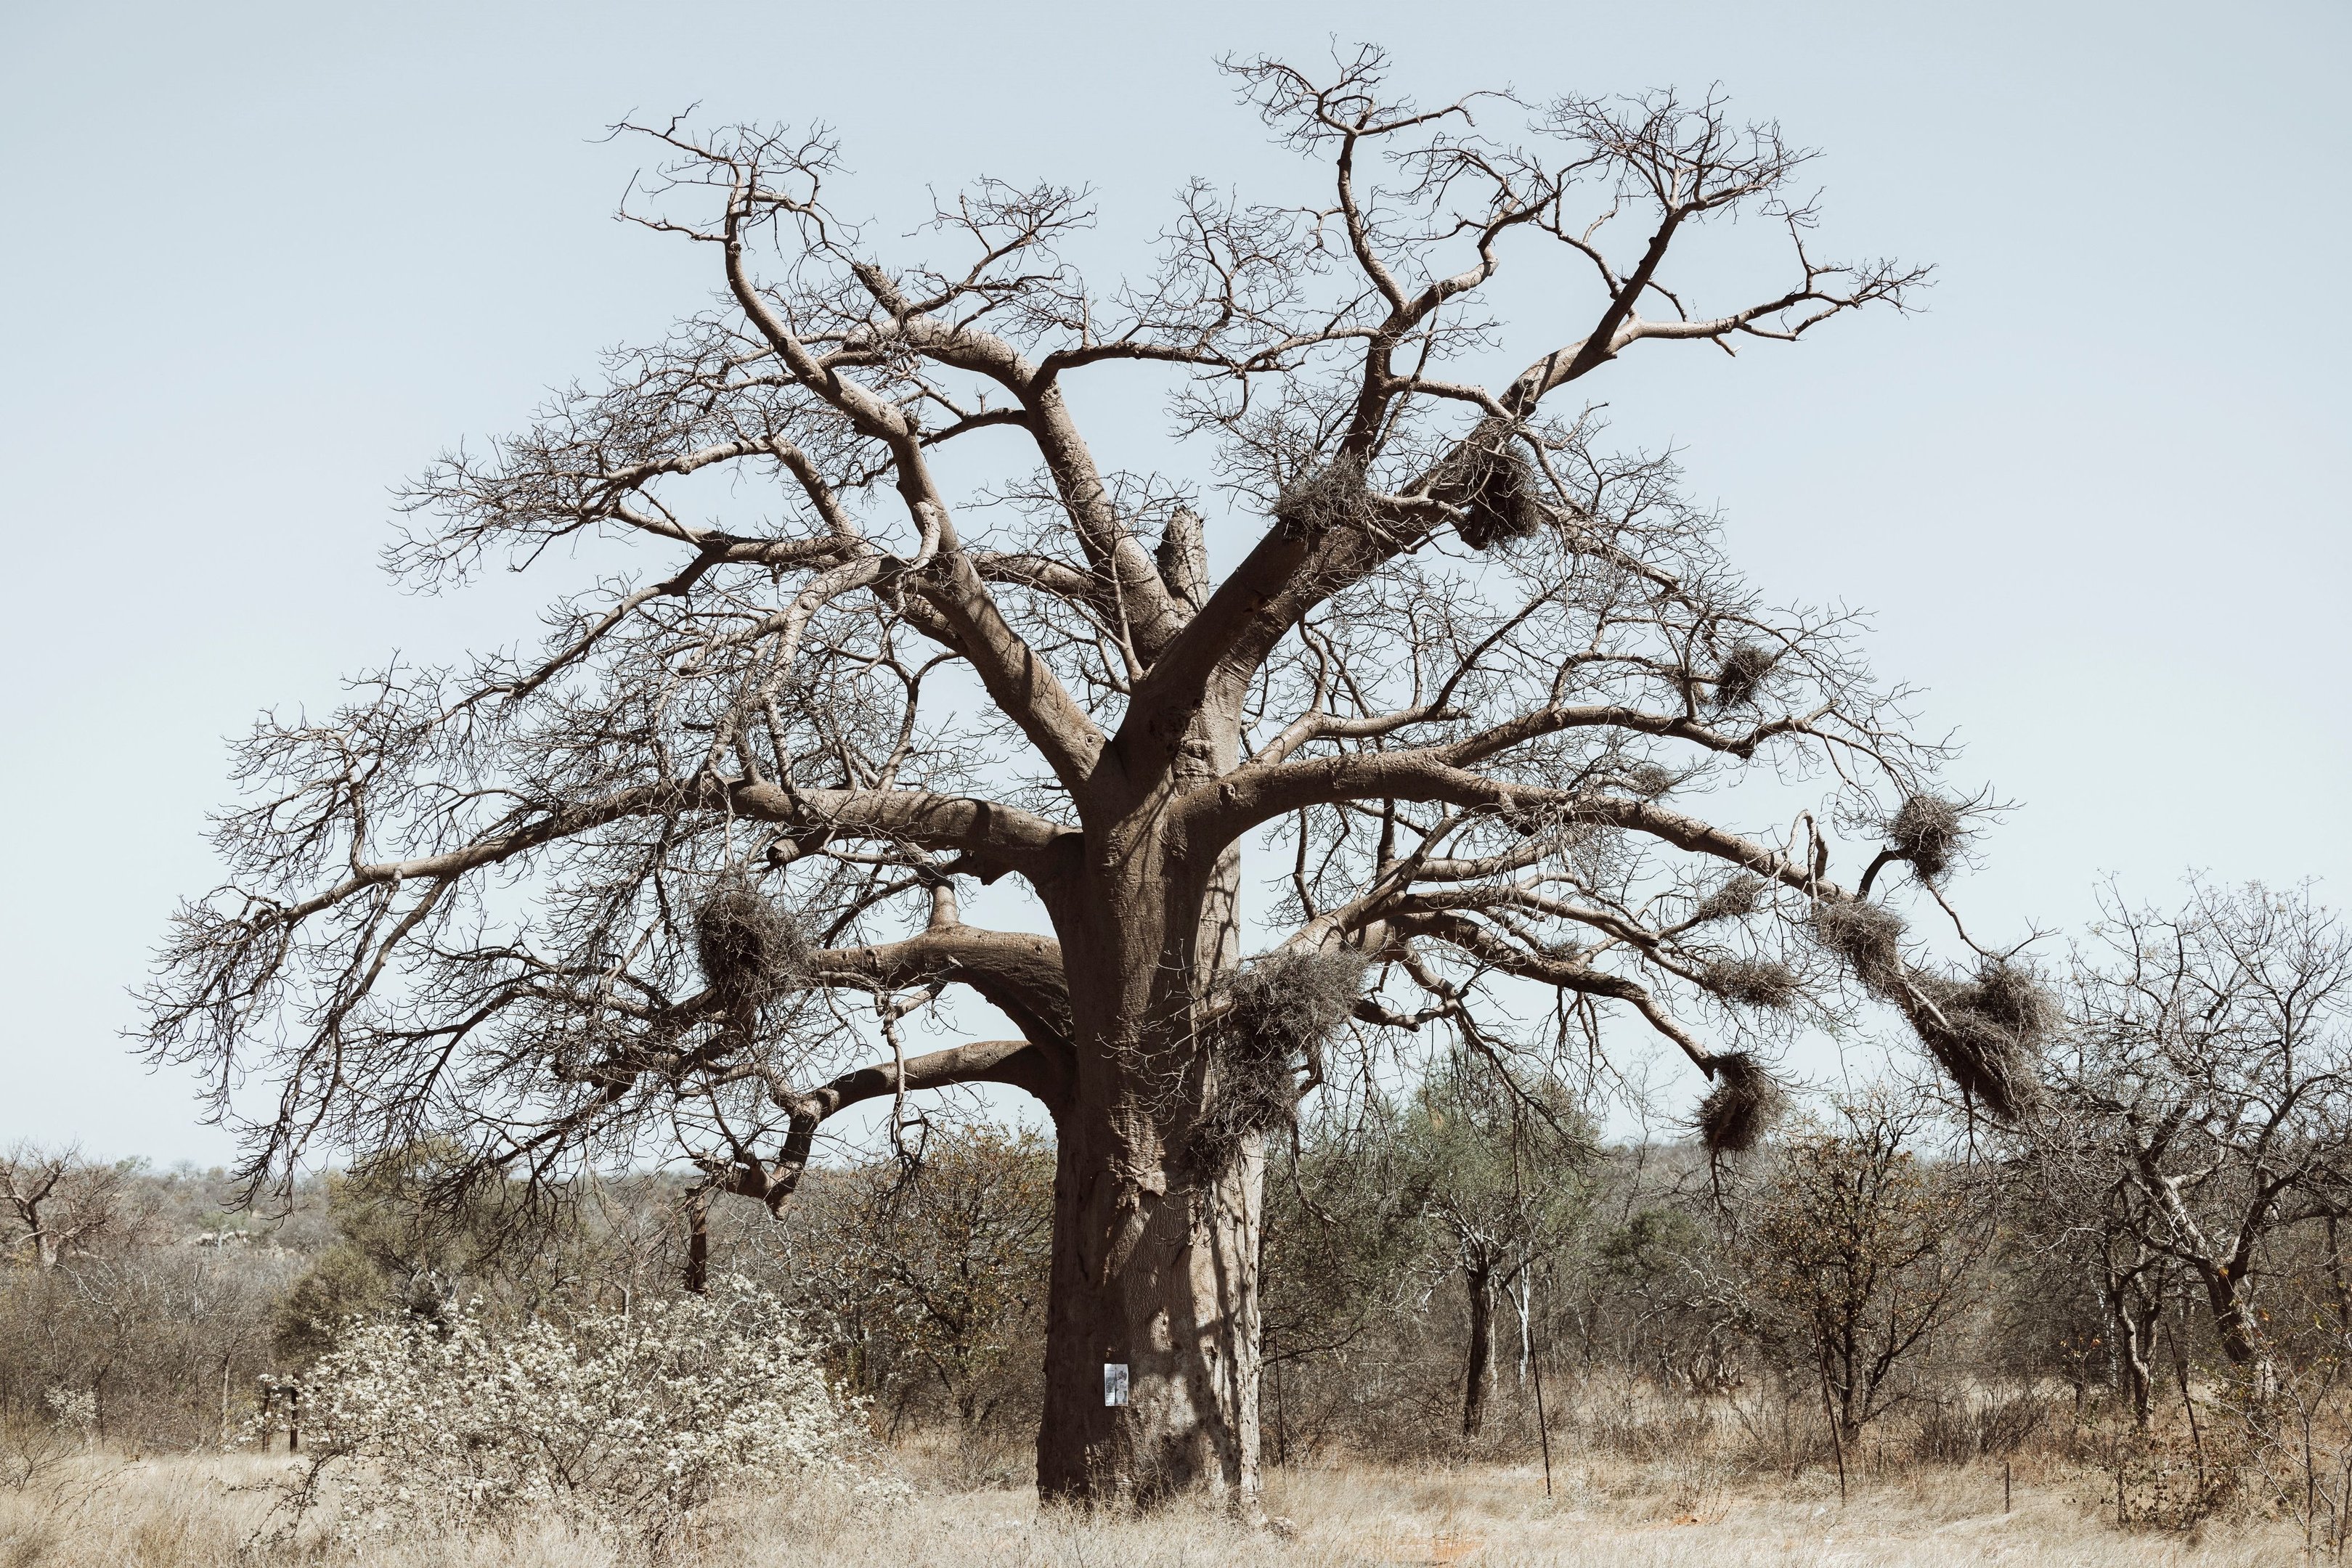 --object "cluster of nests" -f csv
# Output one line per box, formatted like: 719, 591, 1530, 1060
1809, 894, 2049, 1121
1271, 425, 1550, 553
1690, 794, 2048, 1153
